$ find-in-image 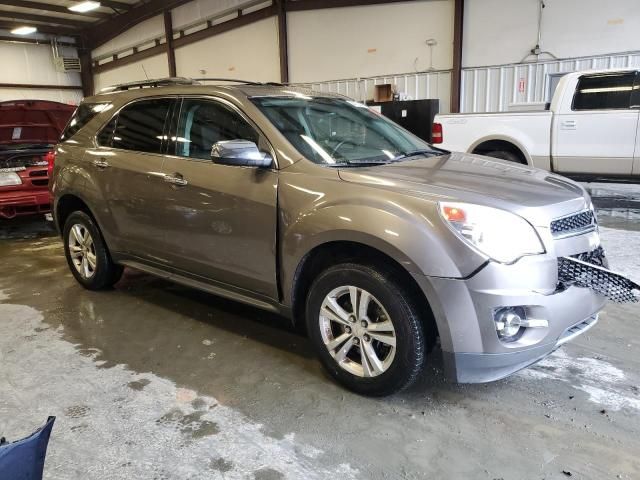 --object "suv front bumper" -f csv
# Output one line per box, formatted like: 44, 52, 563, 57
413, 253, 608, 383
